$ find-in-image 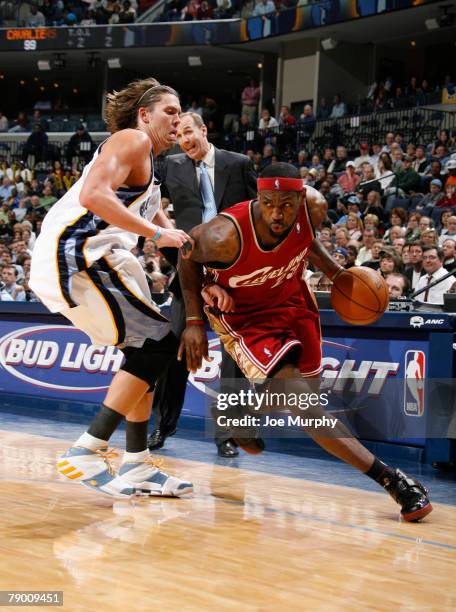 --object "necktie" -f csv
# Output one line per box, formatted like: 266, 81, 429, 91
423, 274, 433, 302
199, 161, 217, 223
